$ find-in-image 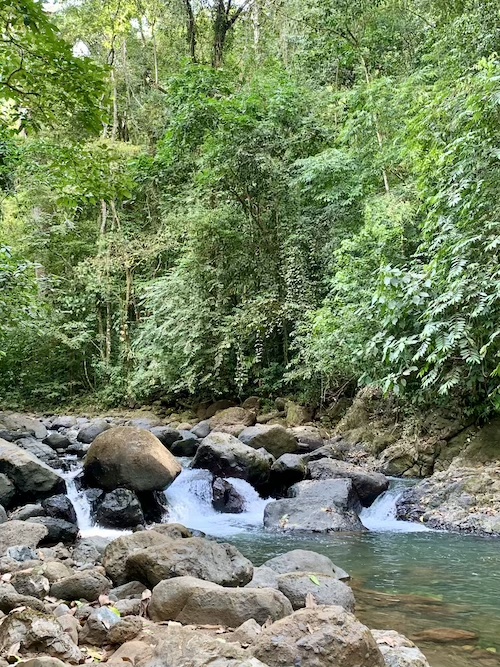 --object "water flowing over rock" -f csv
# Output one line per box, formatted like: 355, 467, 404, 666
149, 575, 292, 625
83, 426, 182, 492
264, 479, 365, 532
192, 432, 274, 491
251, 605, 385, 667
